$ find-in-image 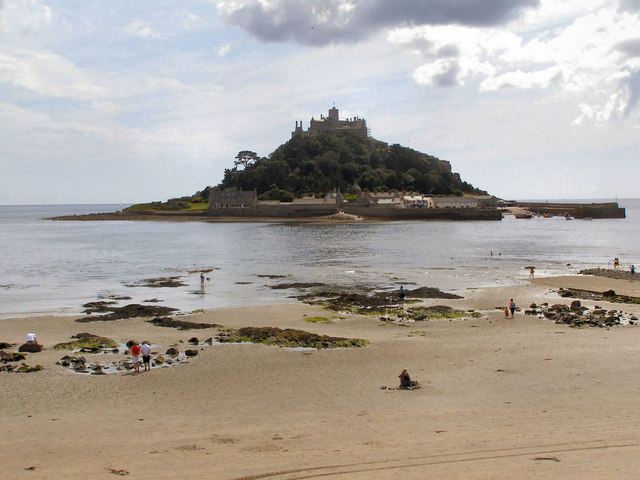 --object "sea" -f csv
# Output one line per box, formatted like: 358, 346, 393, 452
1, 200, 639, 319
